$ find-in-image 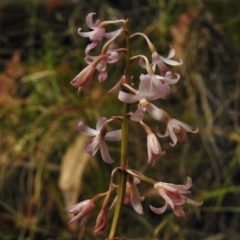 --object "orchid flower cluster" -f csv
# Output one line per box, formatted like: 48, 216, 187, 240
67, 13, 202, 239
